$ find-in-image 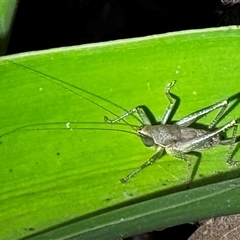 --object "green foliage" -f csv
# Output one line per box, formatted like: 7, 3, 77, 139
0, 26, 240, 239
